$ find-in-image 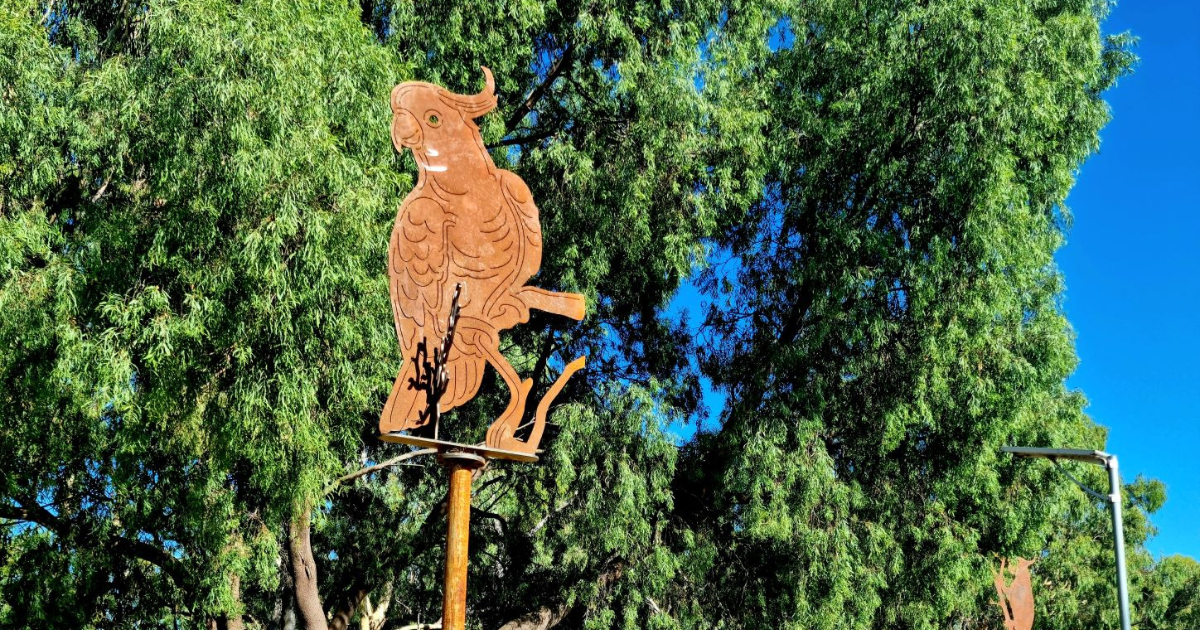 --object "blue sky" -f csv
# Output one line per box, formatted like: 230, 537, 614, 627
1057, 0, 1199, 560
669, 1, 1199, 561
